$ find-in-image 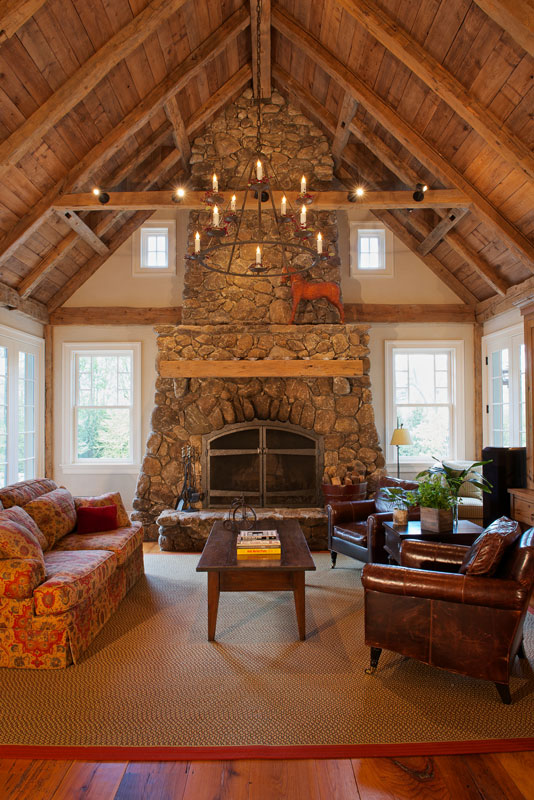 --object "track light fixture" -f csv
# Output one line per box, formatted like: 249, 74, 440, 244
172, 187, 186, 203
92, 187, 110, 204
412, 183, 428, 202
347, 186, 365, 202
